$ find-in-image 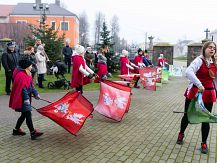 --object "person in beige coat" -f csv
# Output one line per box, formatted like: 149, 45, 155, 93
35, 45, 47, 88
